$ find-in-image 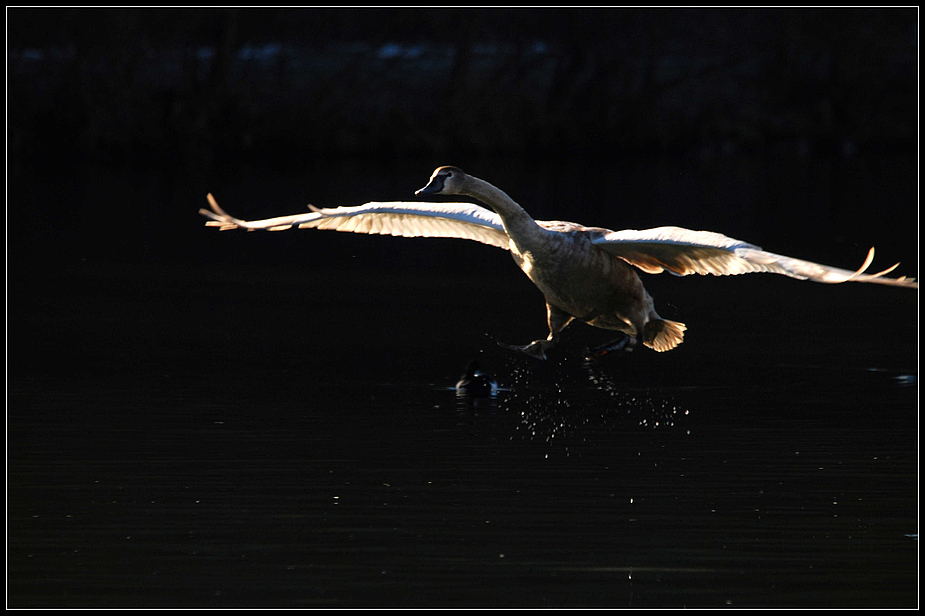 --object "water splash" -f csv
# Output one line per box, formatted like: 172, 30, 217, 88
493, 352, 691, 444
